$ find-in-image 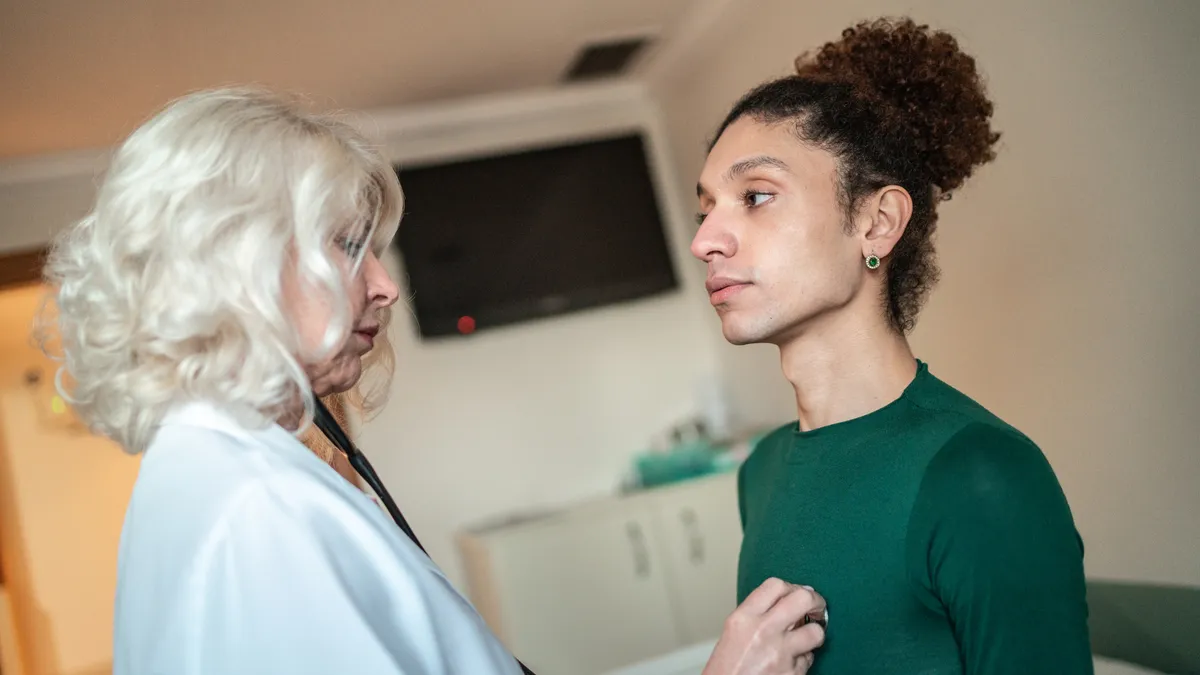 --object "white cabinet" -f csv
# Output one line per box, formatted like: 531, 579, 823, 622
647, 474, 742, 645
458, 472, 741, 675
461, 500, 683, 675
